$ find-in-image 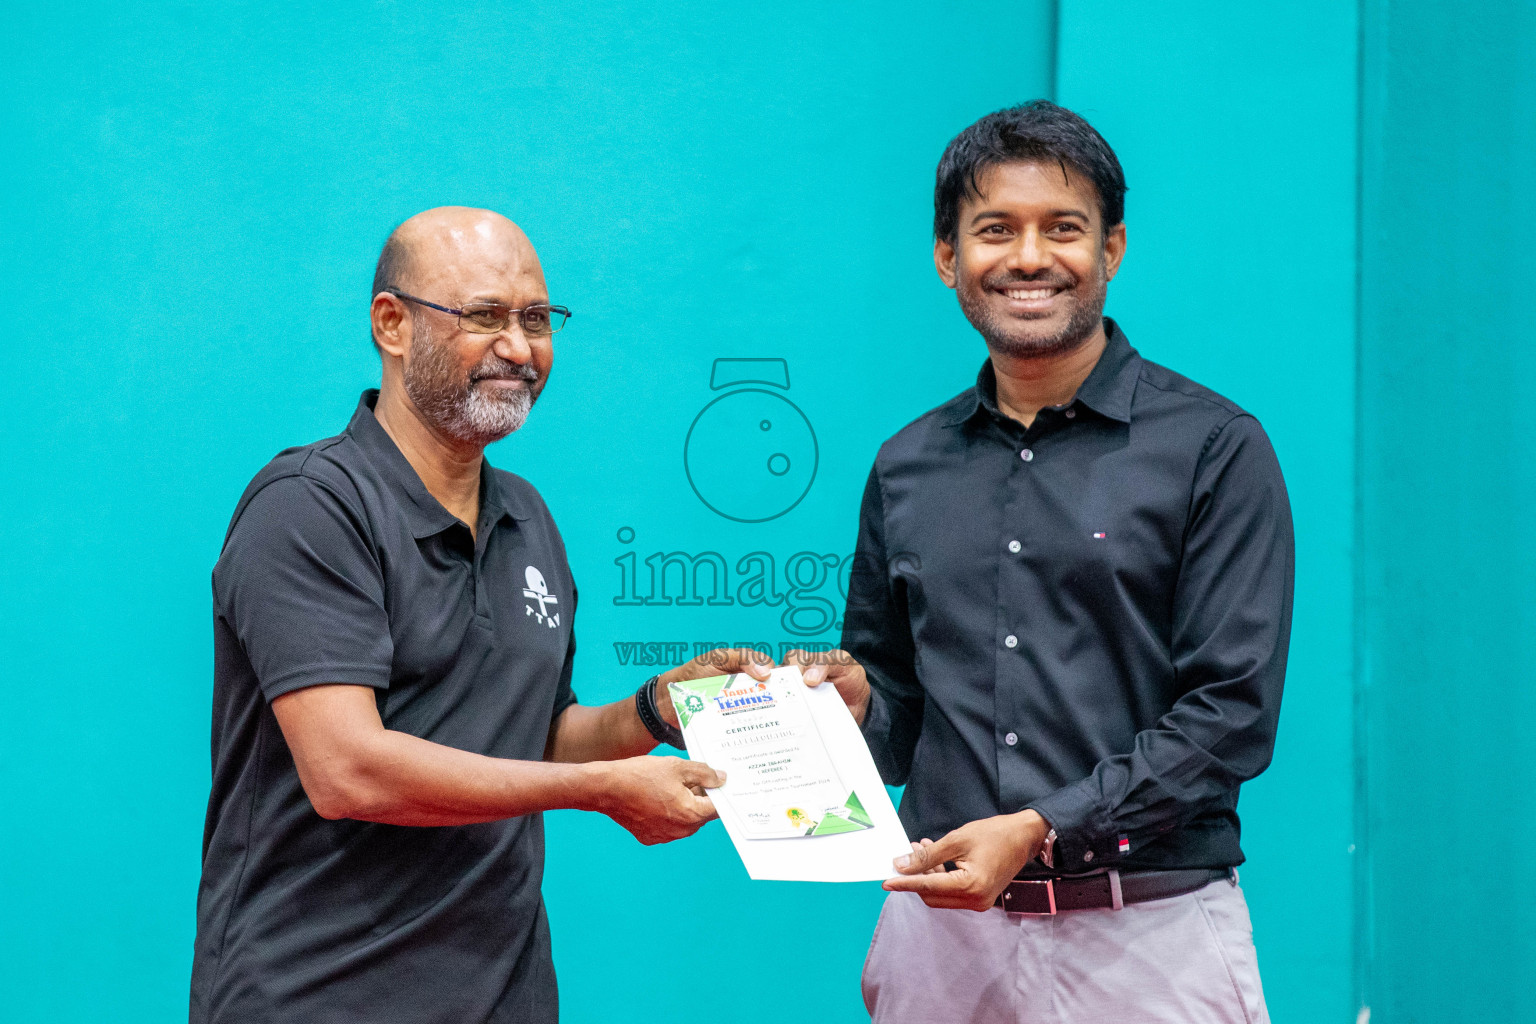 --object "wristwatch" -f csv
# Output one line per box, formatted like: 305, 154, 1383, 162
635, 675, 685, 749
